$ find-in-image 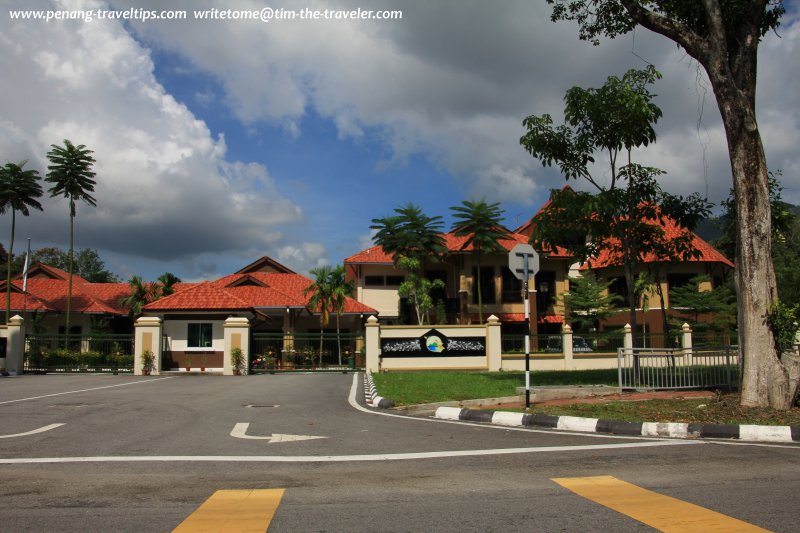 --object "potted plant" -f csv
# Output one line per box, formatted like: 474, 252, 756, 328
141, 350, 155, 376
185, 354, 192, 372
230, 347, 245, 375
